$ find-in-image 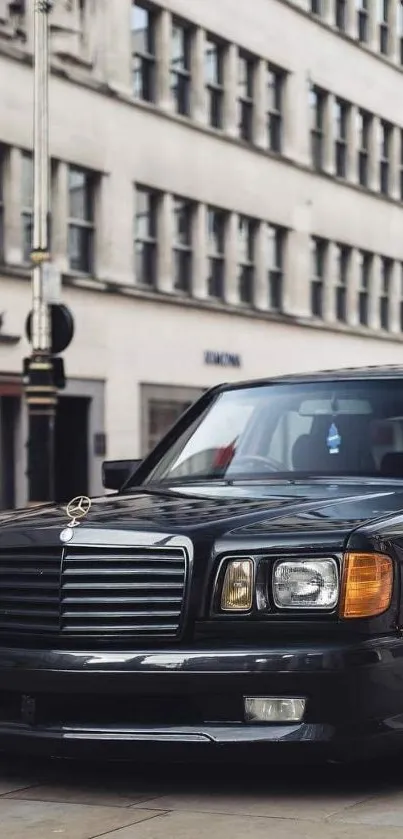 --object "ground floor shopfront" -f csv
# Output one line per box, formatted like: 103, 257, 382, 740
2, 275, 403, 508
